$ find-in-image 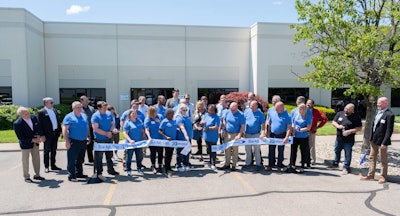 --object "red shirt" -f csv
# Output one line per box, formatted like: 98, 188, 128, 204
310, 108, 328, 134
